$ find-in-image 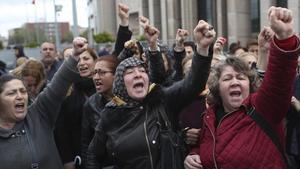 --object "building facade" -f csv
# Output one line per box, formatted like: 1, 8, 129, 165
87, 0, 300, 47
